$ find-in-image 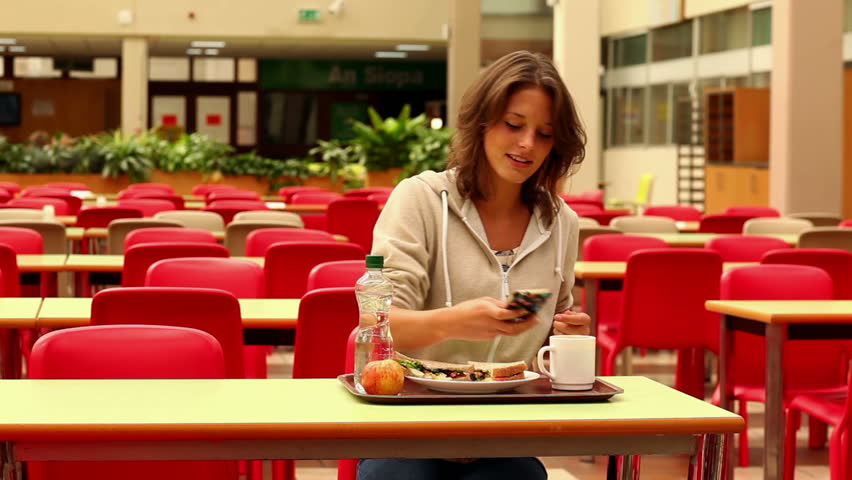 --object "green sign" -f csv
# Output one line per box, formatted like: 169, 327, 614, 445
298, 8, 321, 22
260, 59, 446, 91
330, 102, 369, 140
